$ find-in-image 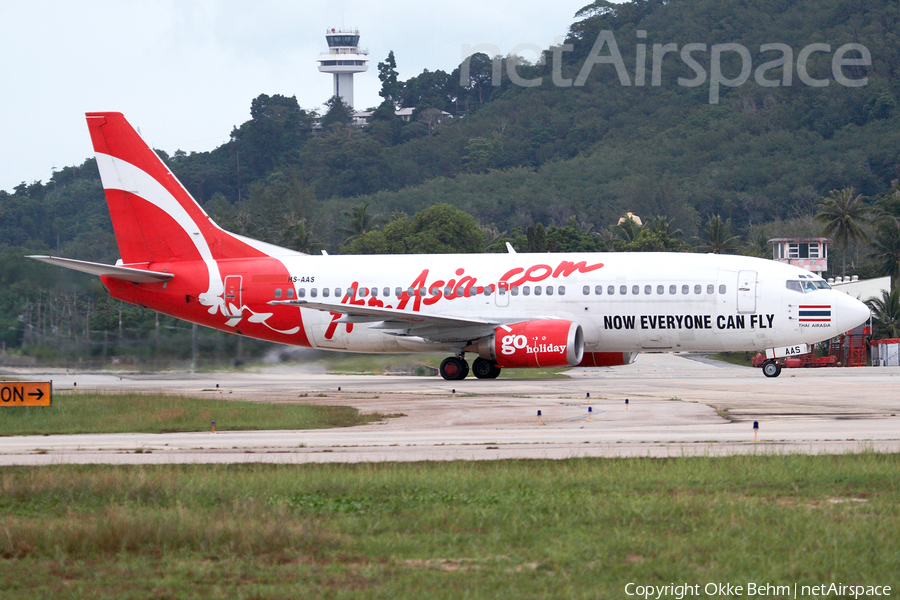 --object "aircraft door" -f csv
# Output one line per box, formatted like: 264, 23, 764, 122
737, 270, 757, 314
495, 281, 510, 307
224, 275, 243, 317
